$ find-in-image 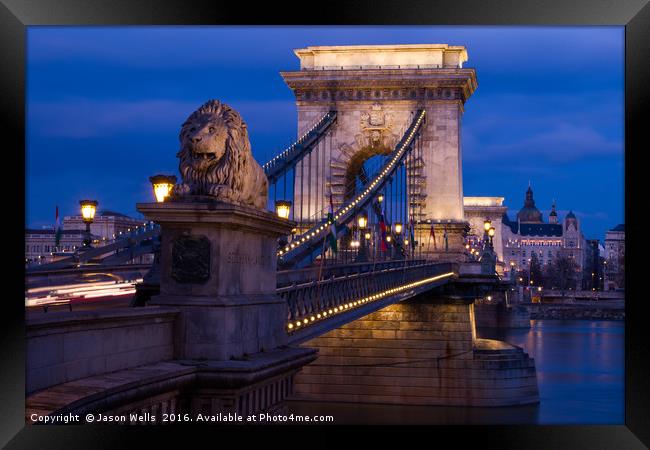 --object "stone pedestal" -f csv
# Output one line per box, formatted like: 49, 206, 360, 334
137, 200, 293, 361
